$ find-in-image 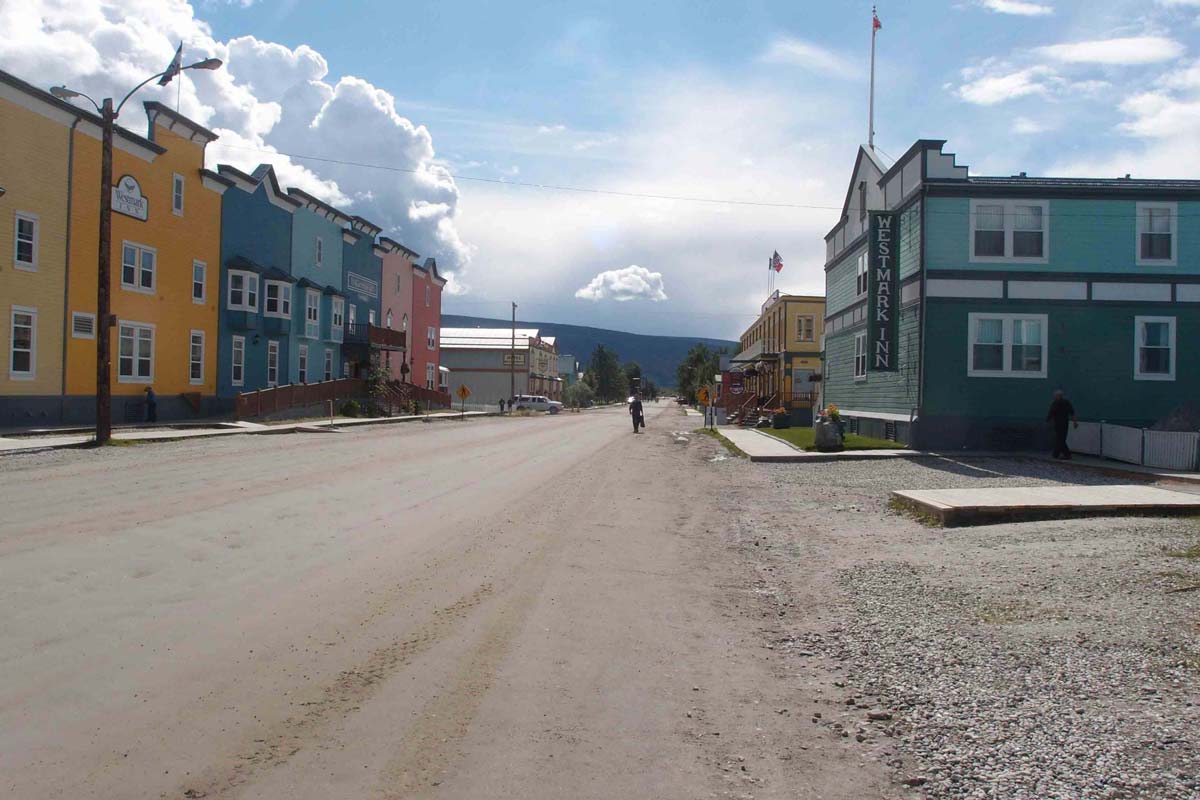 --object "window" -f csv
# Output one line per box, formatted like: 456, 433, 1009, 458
967, 313, 1048, 378
857, 181, 866, 222
267, 340, 279, 387
368, 309, 376, 326
331, 297, 344, 342
425, 285, 431, 307
1134, 316, 1175, 381
347, 303, 356, 334
1137, 203, 1176, 265
797, 315, 815, 342
264, 281, 291, 318
10, 306, 35, 378
426, 362, 436, 390
343, 361, 350, 378
121, 242, 156, 292
298, 344, 308, 383
14, 212, 38, 270
386, 310, 393, 329
396, 274, 403, 293
970, 199, 1049, 262
427, 325, 436, 350
230, 335, 245, 387
315, 236, 323, 267
401, 313, 408, 331
71, 311, 96, 339
853, 332, 866, 380
323, 349, 333, 381
305, 289, 320, 338
189, 331, 204, 385
192, 261, 206, 304
117, 322, 154, 383
172, 173, 184, 216
855, 251, 868, 297
227, 270, 258, 311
